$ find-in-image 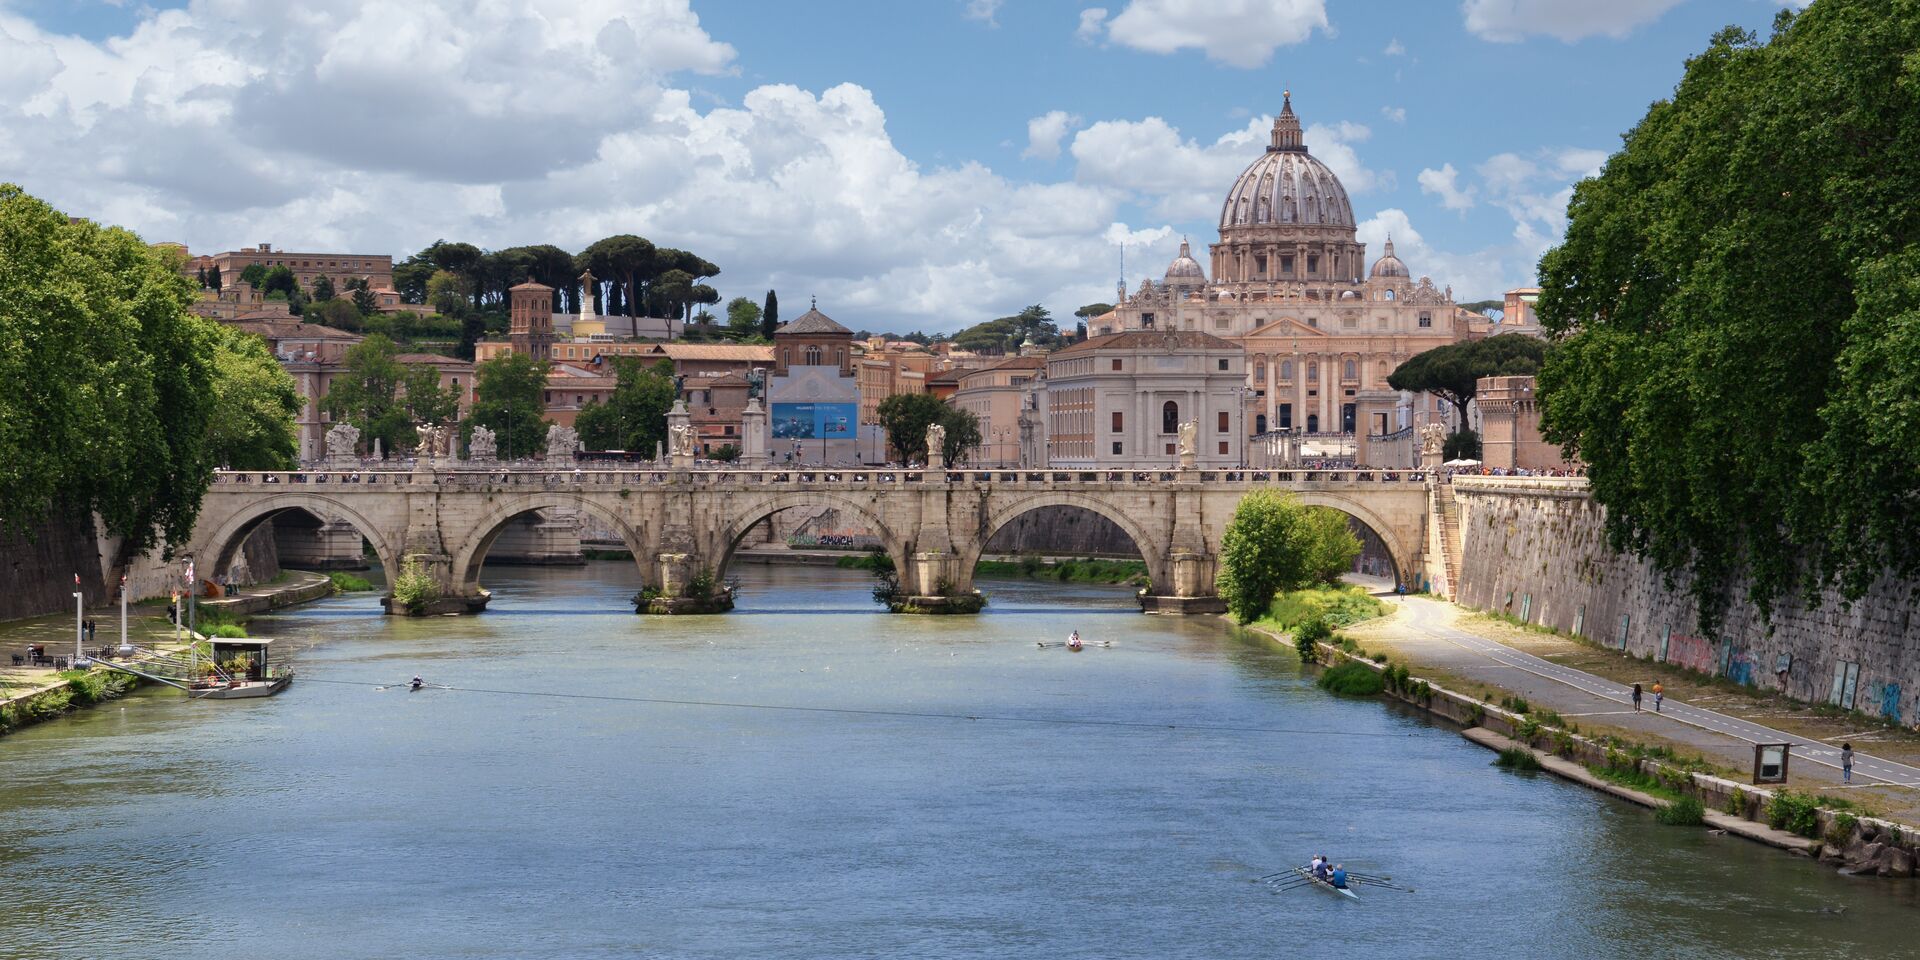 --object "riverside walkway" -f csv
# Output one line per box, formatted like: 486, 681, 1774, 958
1351, 591, 1920, 790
